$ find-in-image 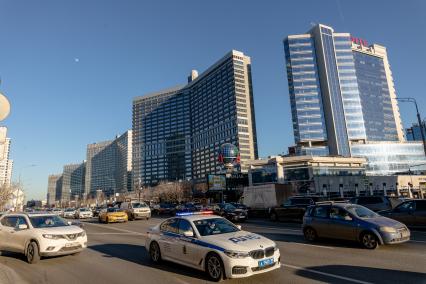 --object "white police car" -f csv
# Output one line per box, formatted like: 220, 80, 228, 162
146, 211, 281, 281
